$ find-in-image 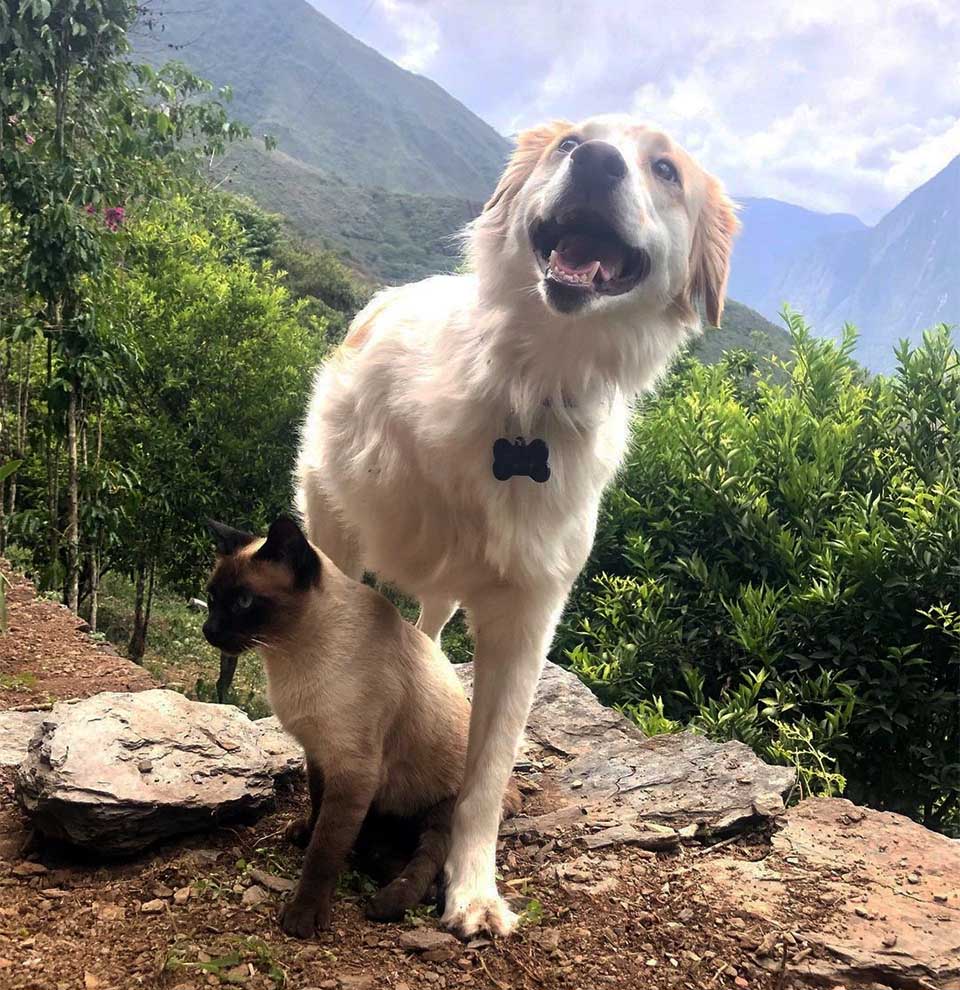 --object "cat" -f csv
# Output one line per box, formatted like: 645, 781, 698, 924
202, 515, 520, 937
